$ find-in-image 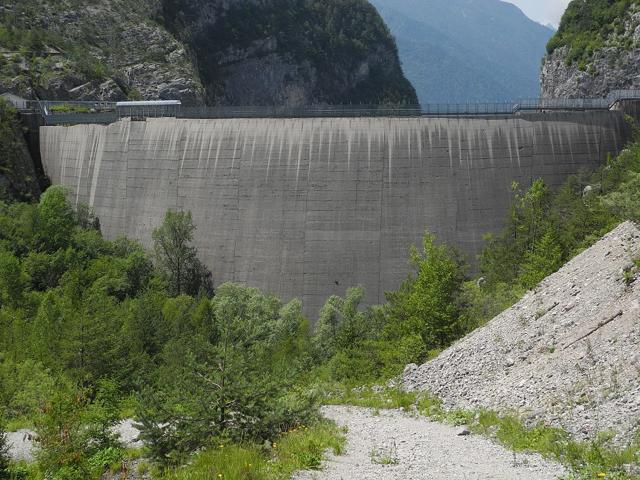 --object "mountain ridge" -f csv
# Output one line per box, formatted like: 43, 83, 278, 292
371, 0, 554, 104
0, 0, 417, 106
